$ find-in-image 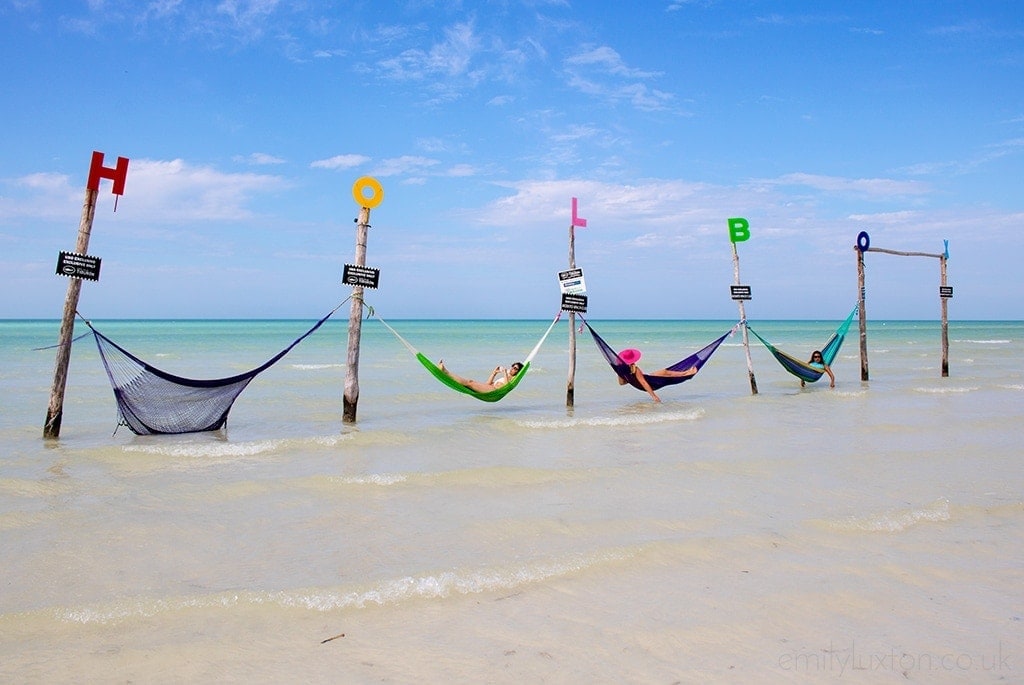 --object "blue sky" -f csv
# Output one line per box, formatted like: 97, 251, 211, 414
2, 1, 1021, 320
